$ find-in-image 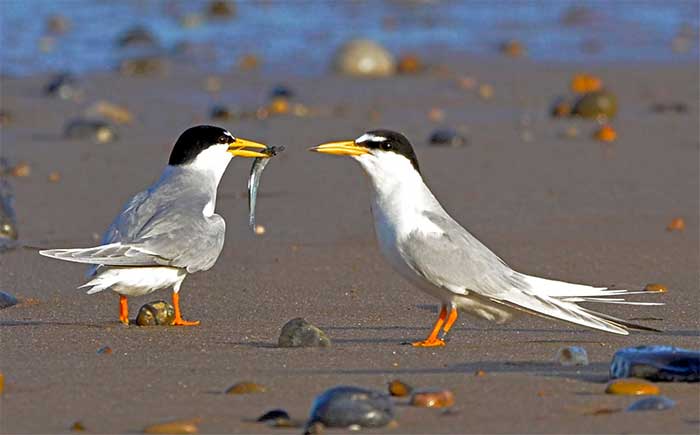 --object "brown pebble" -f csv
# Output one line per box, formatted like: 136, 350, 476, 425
97, 346, 112, 355
86, 101, 133, 125
551, 99, 572, 118
457, 75, 477, 90
48, 171, 61, 183
70, 421, 86, 432
0, 372, 4, 395
666, 217, 685, 232
536, 390, 546, 397
500, 39, 526, 57
239, 54, 260, 71
204, 76, 222, 93
143, 418, 200, 434
605, 378, 660, 396
10, 162, 31, 177
474, 369, 487, 377
644, 283, 668, 293
409, 389, 455, 408
388, 379, 412, 397
428, 107, 445, 122
397, 54, 423, 74
225, 381, 267, 394
594, 124, 616, 142
584, 407, 621, 416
